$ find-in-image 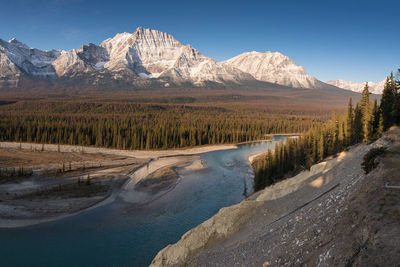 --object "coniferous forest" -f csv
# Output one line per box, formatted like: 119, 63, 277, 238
0, 92, 331, 150
254, 72, 400, 190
